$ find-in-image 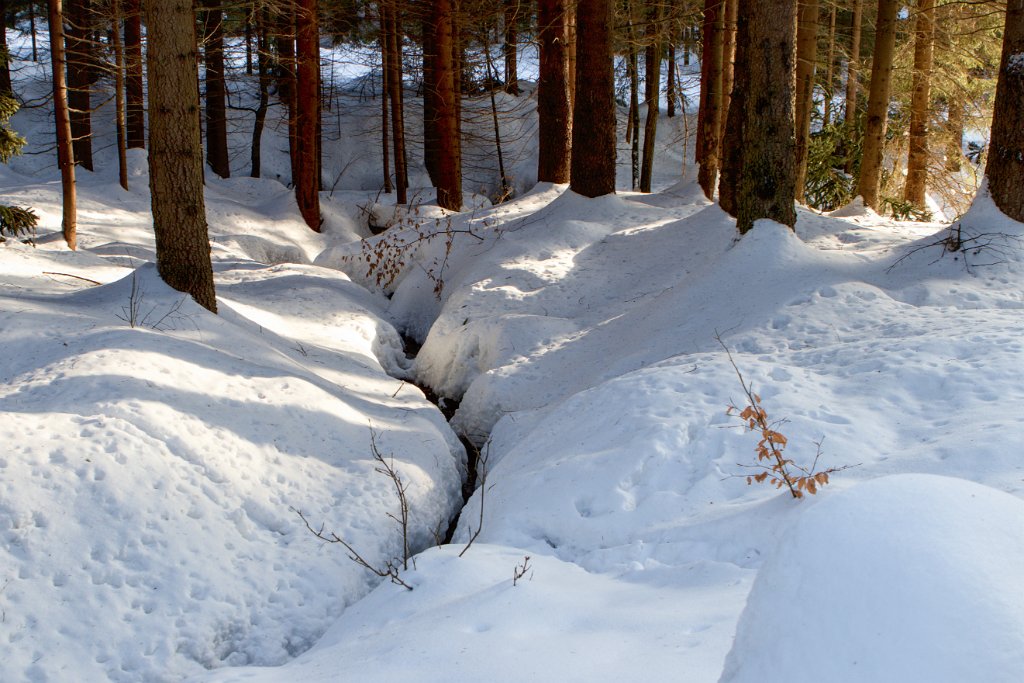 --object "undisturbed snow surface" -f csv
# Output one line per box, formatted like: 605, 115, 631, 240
2, 32, 1024, 683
